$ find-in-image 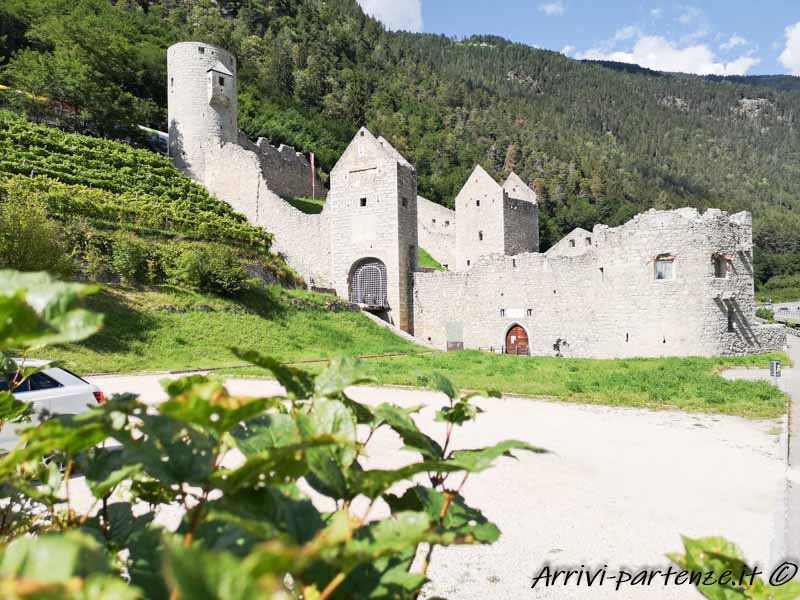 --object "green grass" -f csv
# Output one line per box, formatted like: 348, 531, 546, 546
224, 350, 790, 419
29, 285, 424, 374
418, 247, 445, 271
286, 196, 325, 214
29, 284, 789, 418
